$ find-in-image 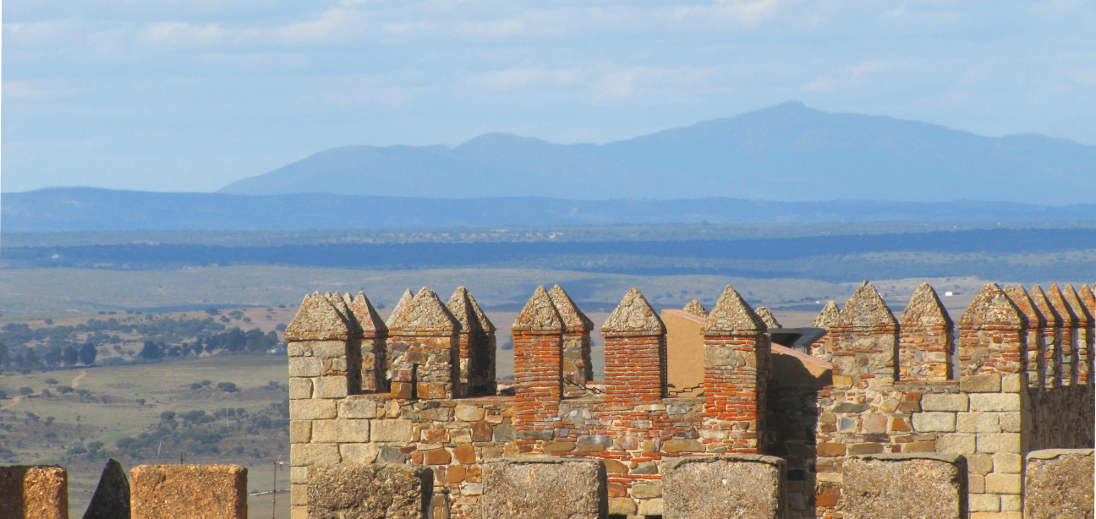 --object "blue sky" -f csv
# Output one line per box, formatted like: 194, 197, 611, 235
2, 0, 1094, 193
